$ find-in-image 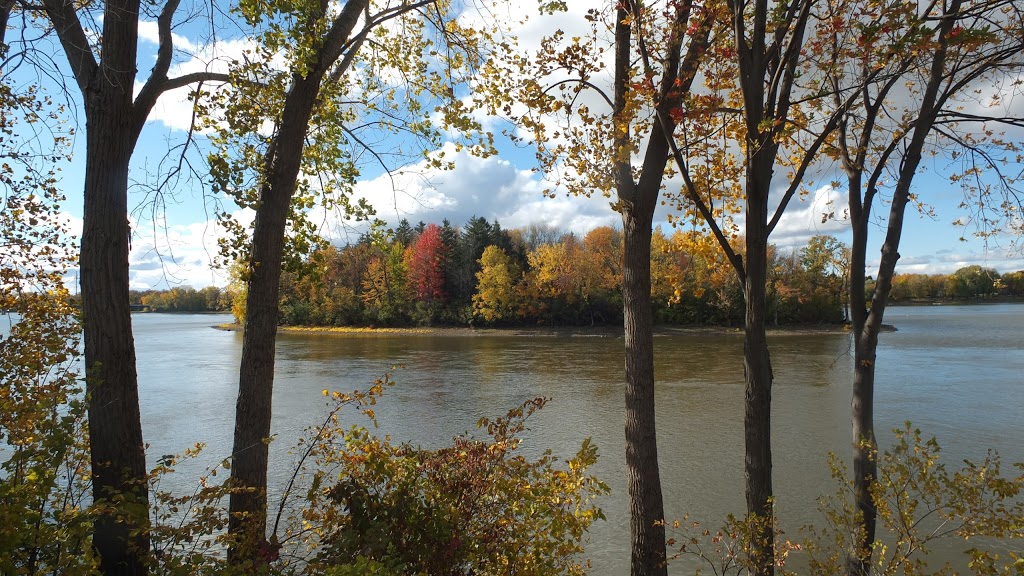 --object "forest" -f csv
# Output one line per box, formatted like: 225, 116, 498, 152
3, 0, 1024, 574
130, 221, 1024, 328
